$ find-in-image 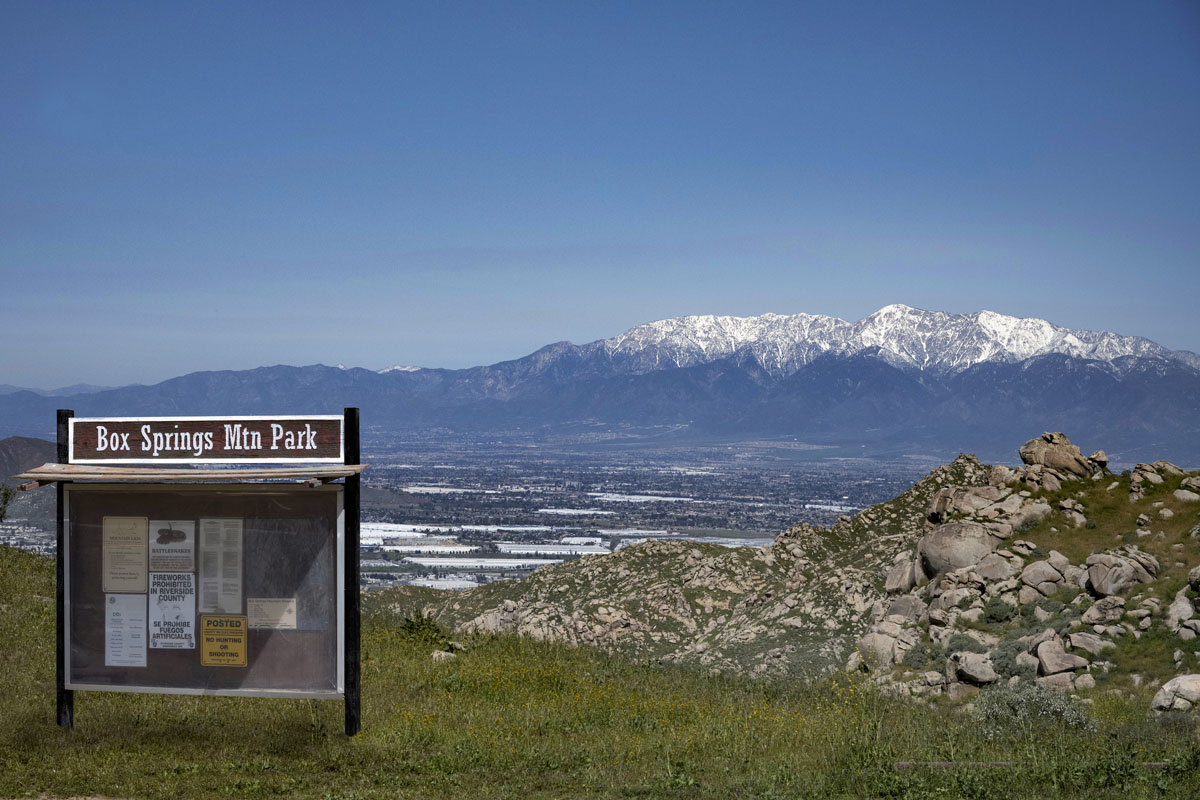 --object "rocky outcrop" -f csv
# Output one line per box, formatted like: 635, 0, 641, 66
917, 522, 999, 578
926, 485, 1012, 524
947, 651, 999, 685
1019, 432, 1103, 479
1152, 675, 1200, 712
884, 556, 923, 595
1068, 631, 1115, 656
1080, 596, 1125, 625
1019, 559, 1065, 597
1130, 463, 1164, 502
840, 437, 1200, 709
1166, 589, 1196, 632
1037, 639, 1088, 675
1085, 546, 1159, 597
1007, 500, 1052, 531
